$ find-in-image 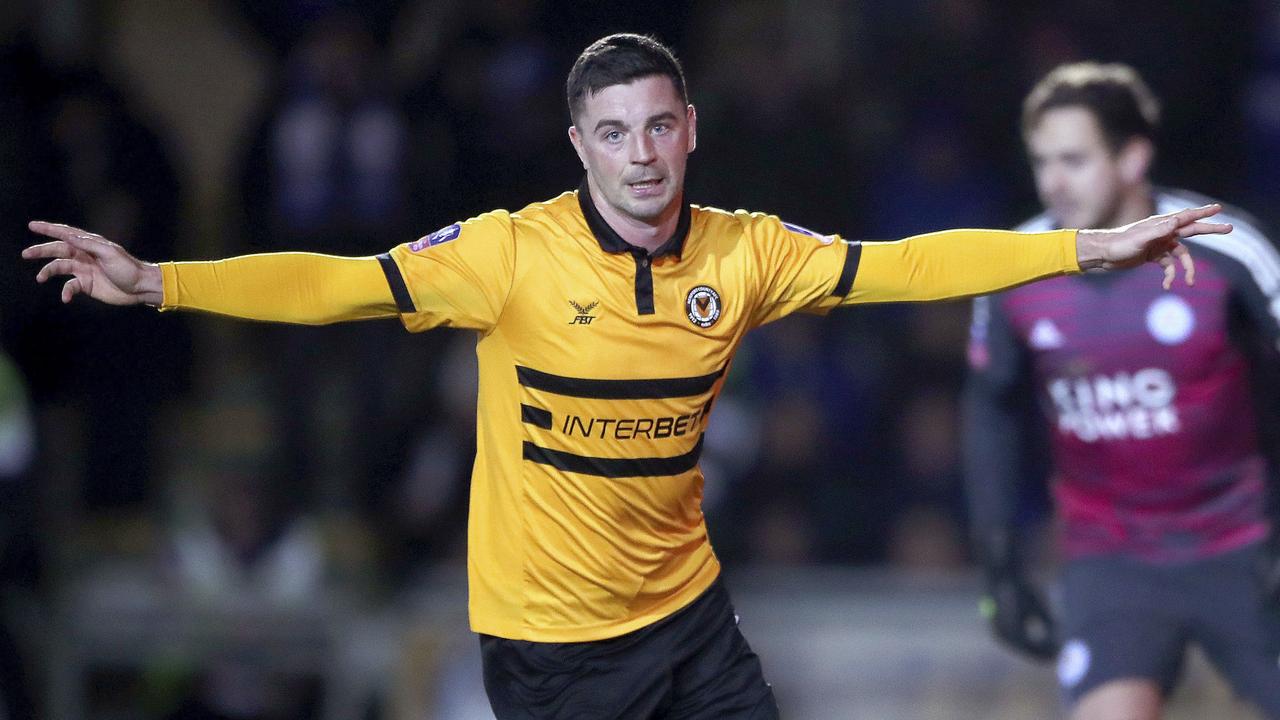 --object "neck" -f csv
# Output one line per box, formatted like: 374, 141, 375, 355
587, 176, 681, 254
1105, 181, 1156, 228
